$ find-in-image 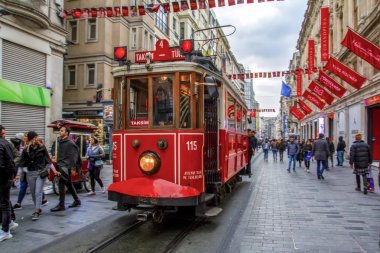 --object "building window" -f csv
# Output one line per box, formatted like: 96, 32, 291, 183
144, 30, 148, 50
87, 19, 97, 41
155, 6, 169, 35
69, 21, 78, 43
131, 28, 137, 49
150, 35, 154, 50
180, 22, 185, 40
67, 65, 76, 88
86, 63, 96, 87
